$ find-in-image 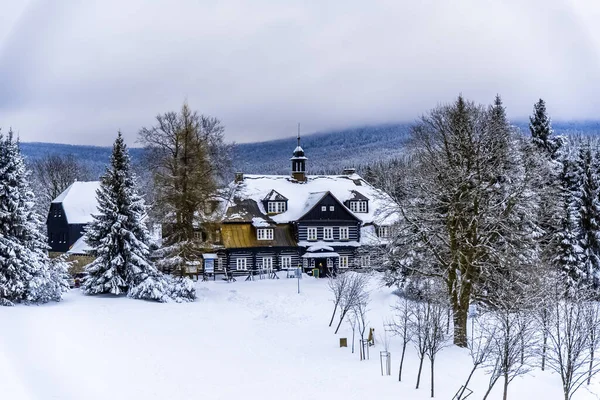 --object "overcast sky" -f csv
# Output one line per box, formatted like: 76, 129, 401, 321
1, 0, 599, 146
